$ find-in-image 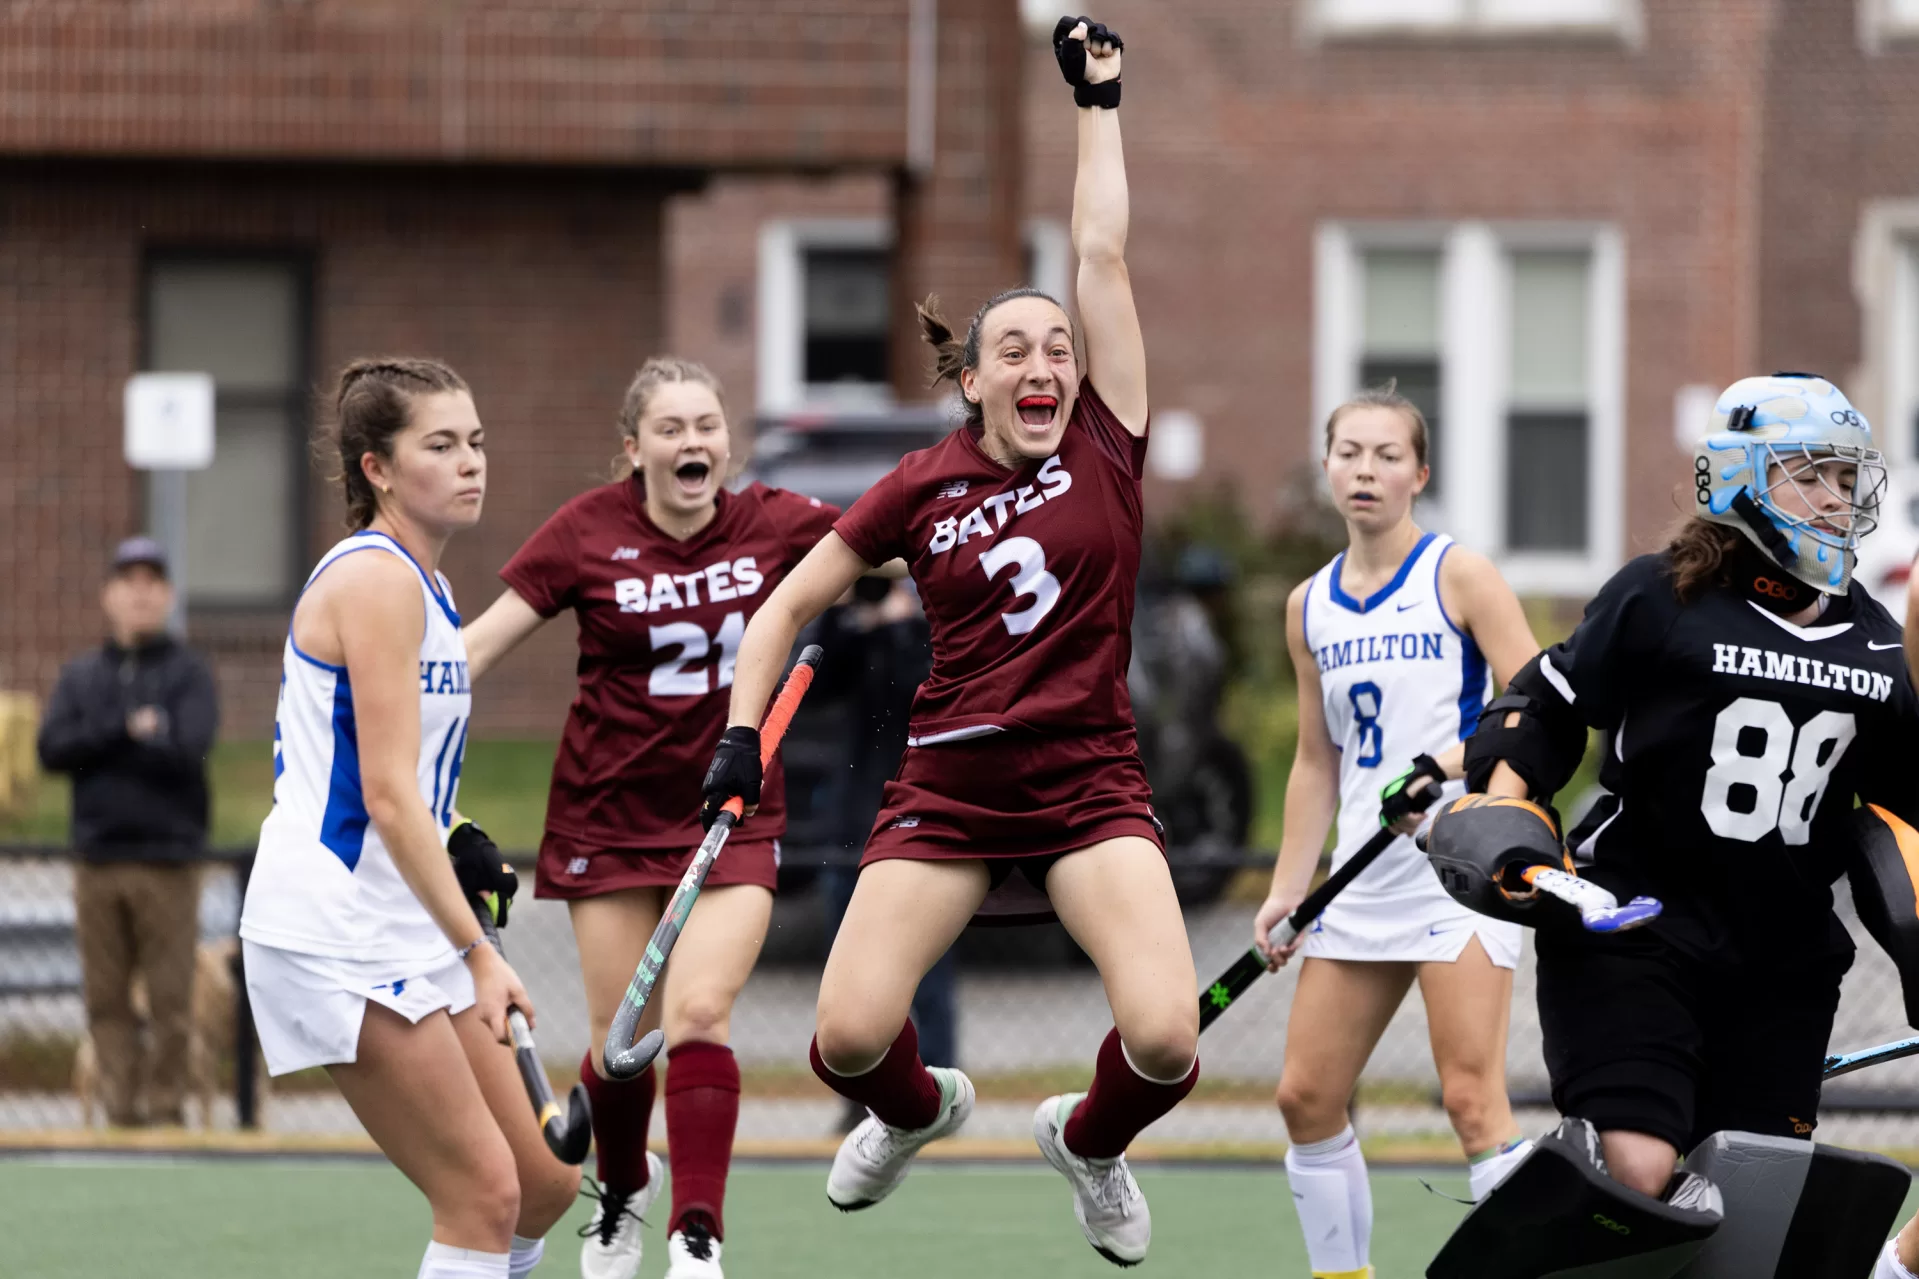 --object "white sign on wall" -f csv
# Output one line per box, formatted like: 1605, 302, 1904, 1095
1673, 383, 1718, 455
124, 372, 215, 471
1149, 409, 1205, 481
